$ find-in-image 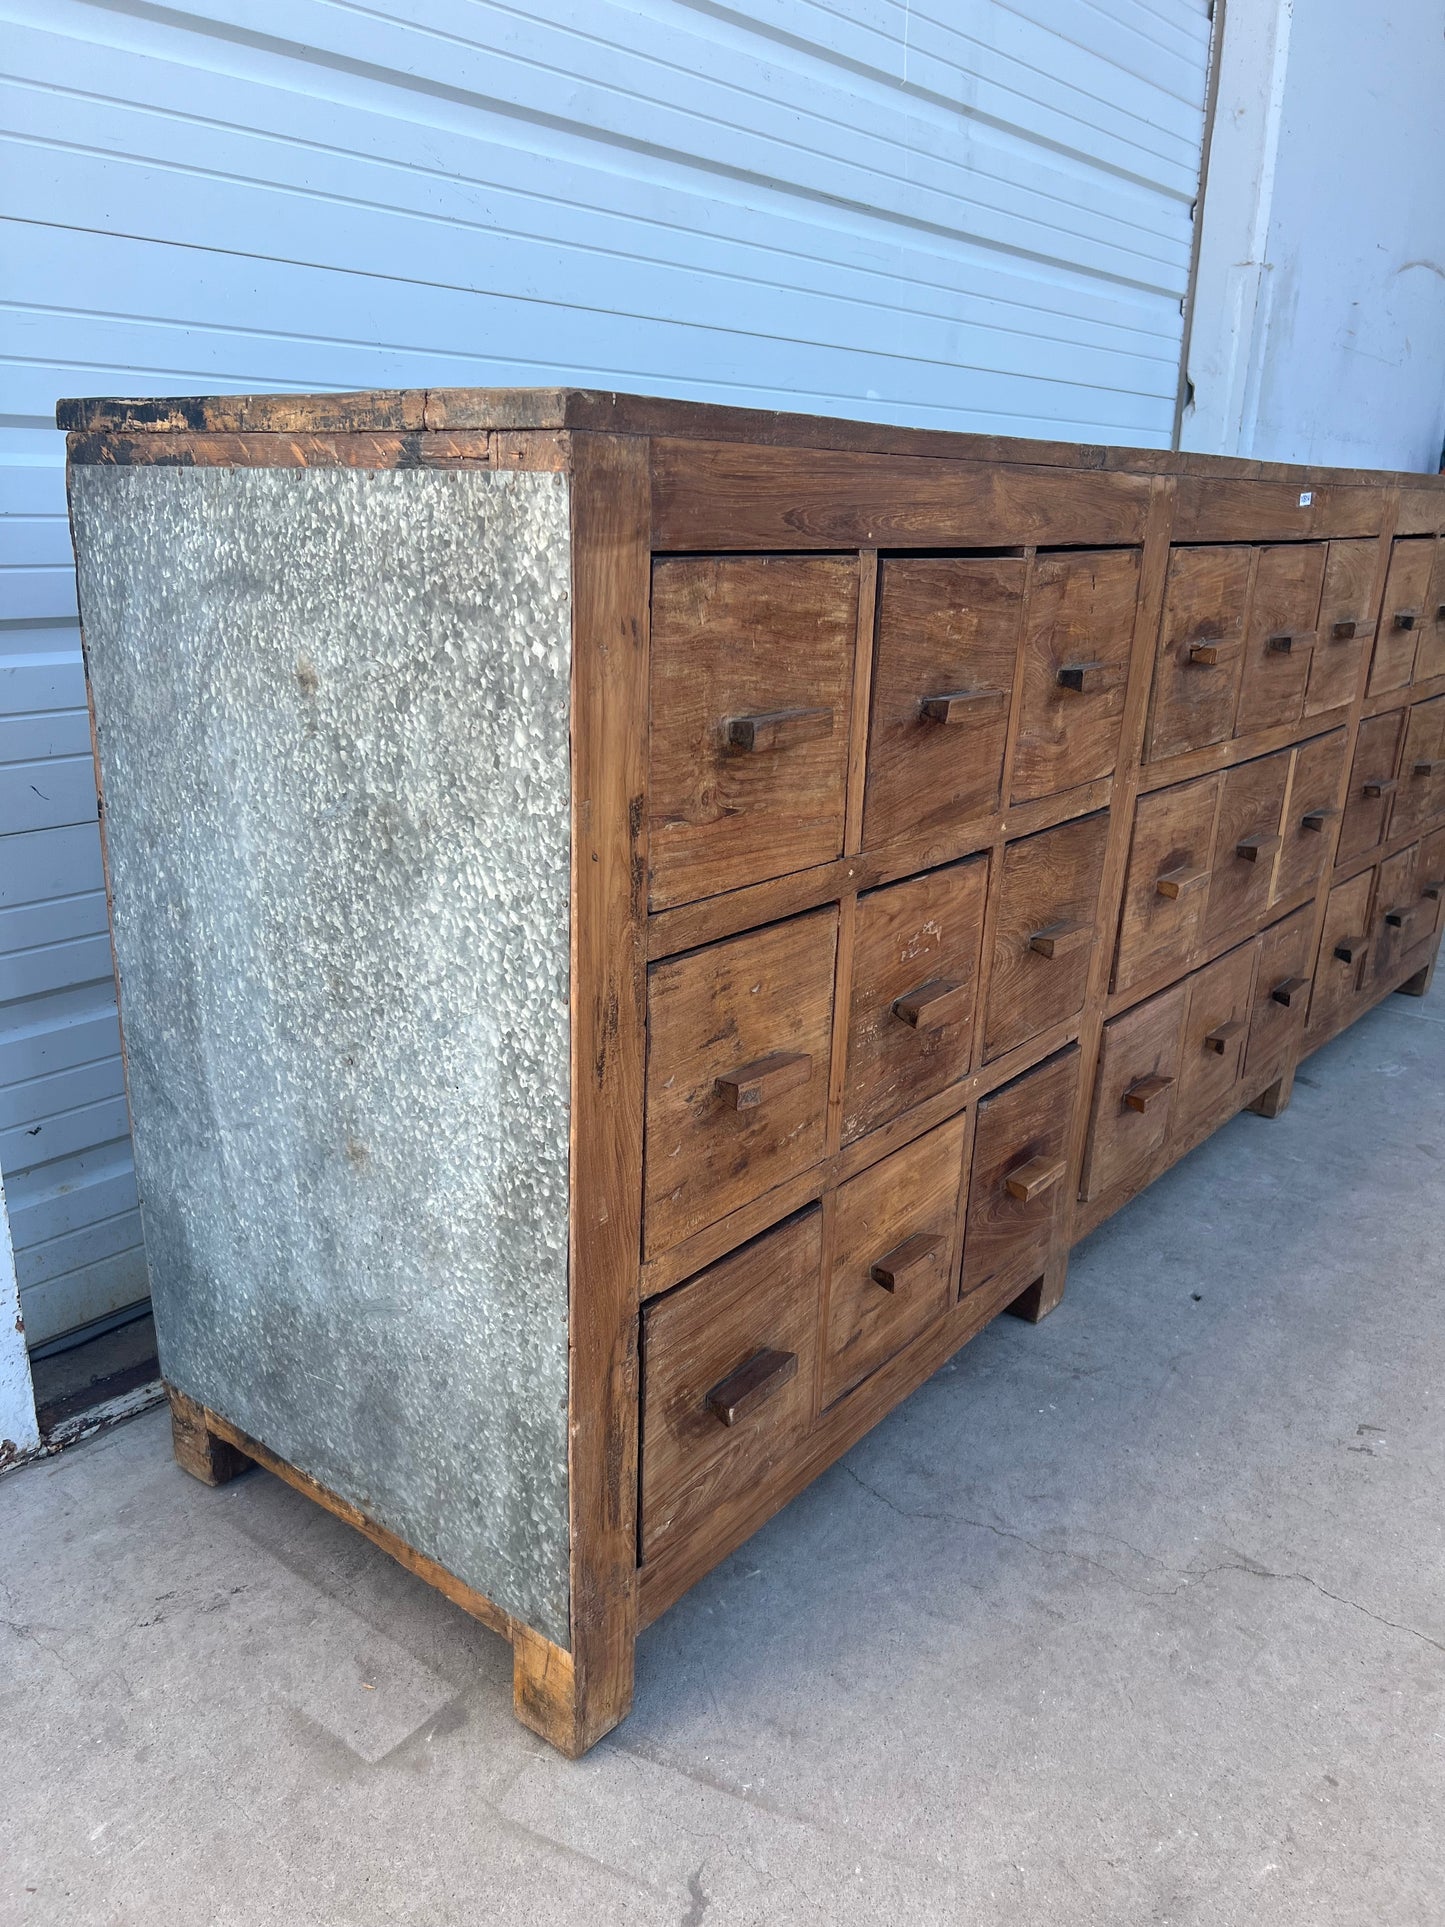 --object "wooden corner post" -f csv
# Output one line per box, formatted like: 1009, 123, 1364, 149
512, 433, 651, 1755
